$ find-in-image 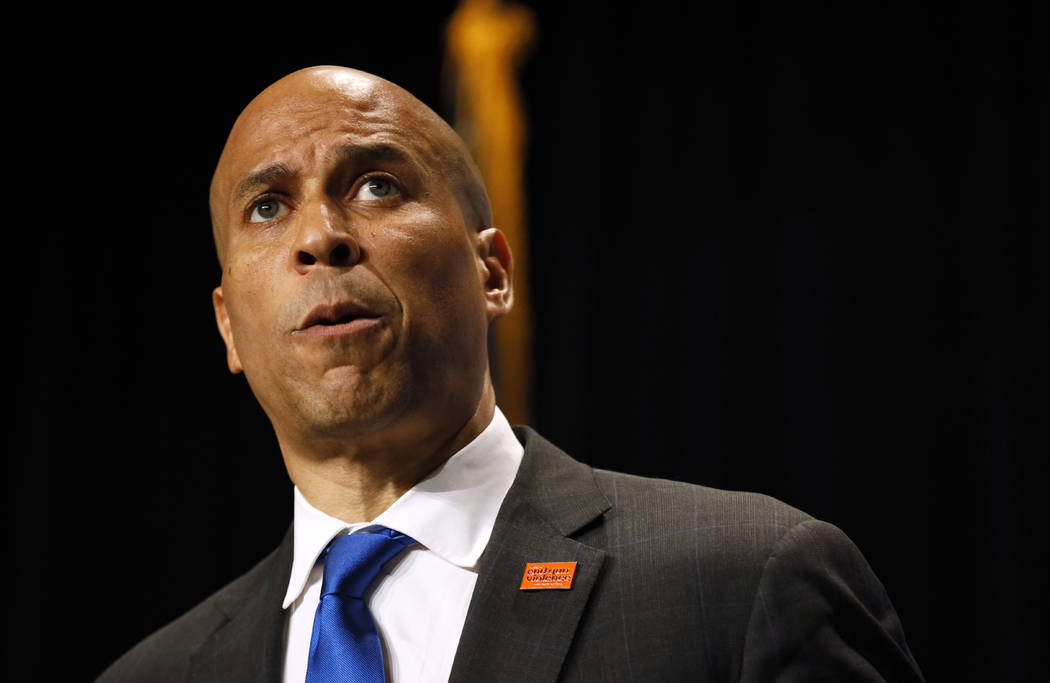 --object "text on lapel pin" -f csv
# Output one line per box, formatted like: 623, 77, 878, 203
520, 562, 577, 590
